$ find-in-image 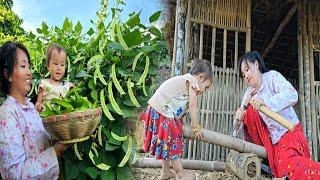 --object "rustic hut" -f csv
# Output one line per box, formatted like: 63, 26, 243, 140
164, 0, 320, 162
